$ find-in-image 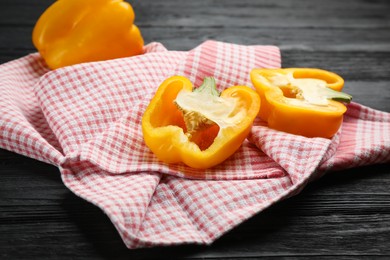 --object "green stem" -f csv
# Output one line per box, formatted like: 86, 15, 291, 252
193, 77, 220, 96
324, 87, 353, 103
